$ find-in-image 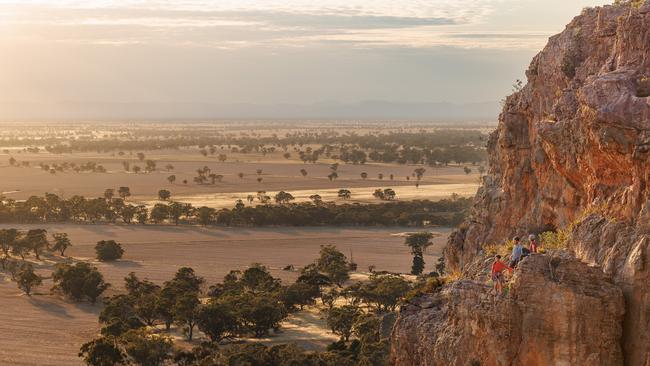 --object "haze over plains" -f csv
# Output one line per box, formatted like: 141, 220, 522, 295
0, 0, 609, 120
